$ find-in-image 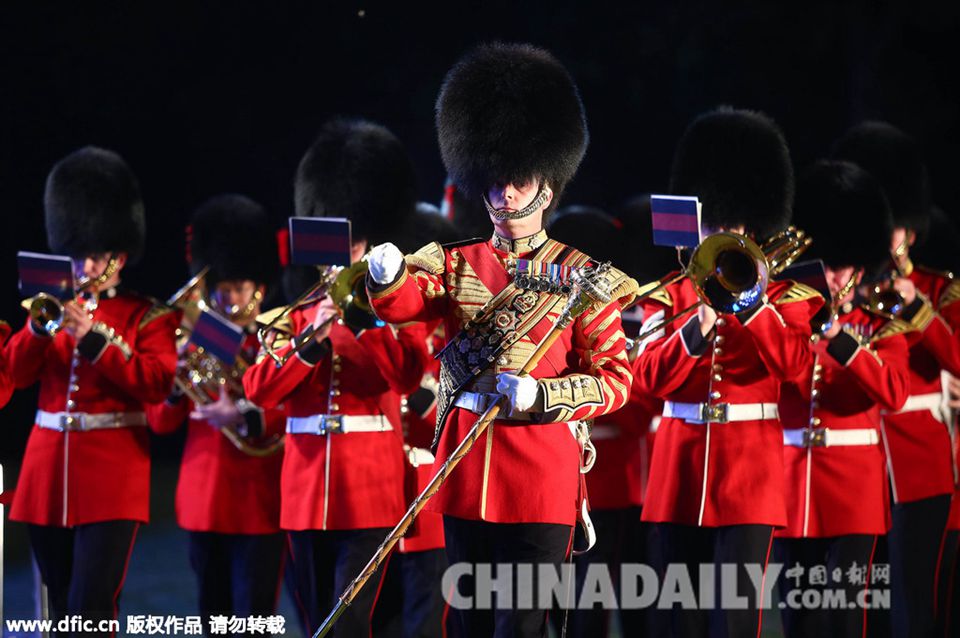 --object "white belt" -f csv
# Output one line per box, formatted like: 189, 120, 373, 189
663, 401, 779, 424
589, 423, 621, 441
890, 393, 945, 421
784, 427, 878, 447
286, 414, 392, 435
454, 391, 534, 421
36, 410, 147, 432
